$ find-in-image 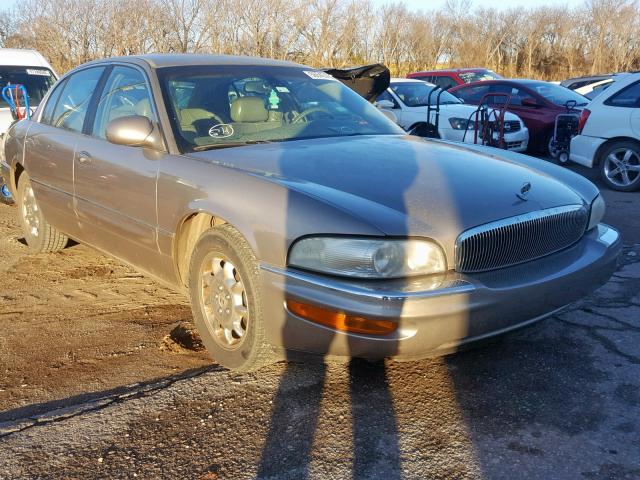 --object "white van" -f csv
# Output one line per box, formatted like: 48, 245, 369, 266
0, 49, 56, 203
0, 49, 57, 134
